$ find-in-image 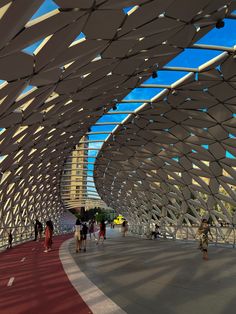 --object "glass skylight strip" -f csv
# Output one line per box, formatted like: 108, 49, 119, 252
166, 48, 224, 68
196, 18, 236, 47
